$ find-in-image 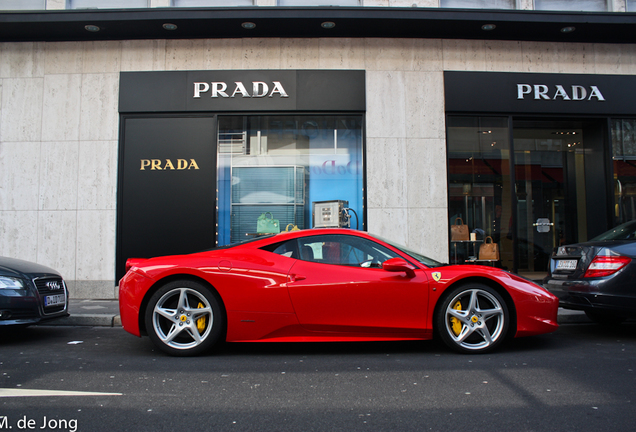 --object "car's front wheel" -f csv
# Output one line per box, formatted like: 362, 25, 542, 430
145, 280, 223, 356
436, 284, 509, 354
